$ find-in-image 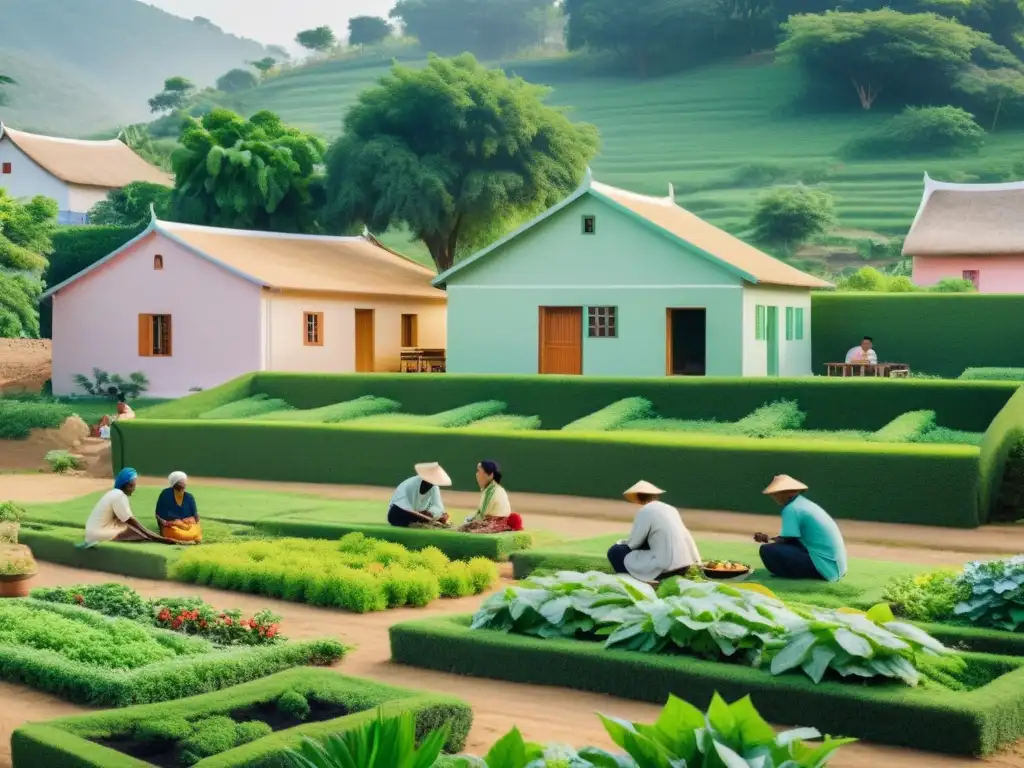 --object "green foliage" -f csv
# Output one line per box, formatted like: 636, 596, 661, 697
323, 54, 599, 272
216, 68, 259, 93
170, 533, 498, 612
390, 0, 550, 59
0, 273, 42, 338
32, 582, 153, 621
562, 397, 653, 431
0, 188, 56, 270
835, 266, 975, 292
252, 395, 399, 423
347, 16, 393, 48
618, 399, 806, 438
72, 368, 149, 400
954, 557, 1024, 631
296, 26, 337, 53
249, 57, 278, 78
278, 689, 311, 721
0, 398, 72, 438
350, 401, 507, 428
148, 75, 196, 113
172, 109, 327, 233
454, 414, 541, 431
844, 107, 986, 158
88, 181, 172, 226
44, 450, 80, 474
955, 65, 1024, 131
962, 368, 1024, 381
882, 571, 963, 622
750, 184, 836, 247
871, 410, 936, 443
44, 223, 142, 289
200, 394, 294, 420
0, 501, 26, 524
